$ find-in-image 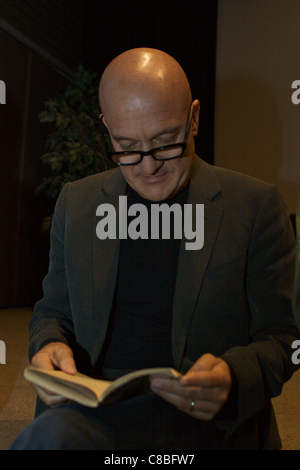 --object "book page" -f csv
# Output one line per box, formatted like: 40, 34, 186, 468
24, 366, 182, 407
24, 368, 113, 406
100, 367, 182, 404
